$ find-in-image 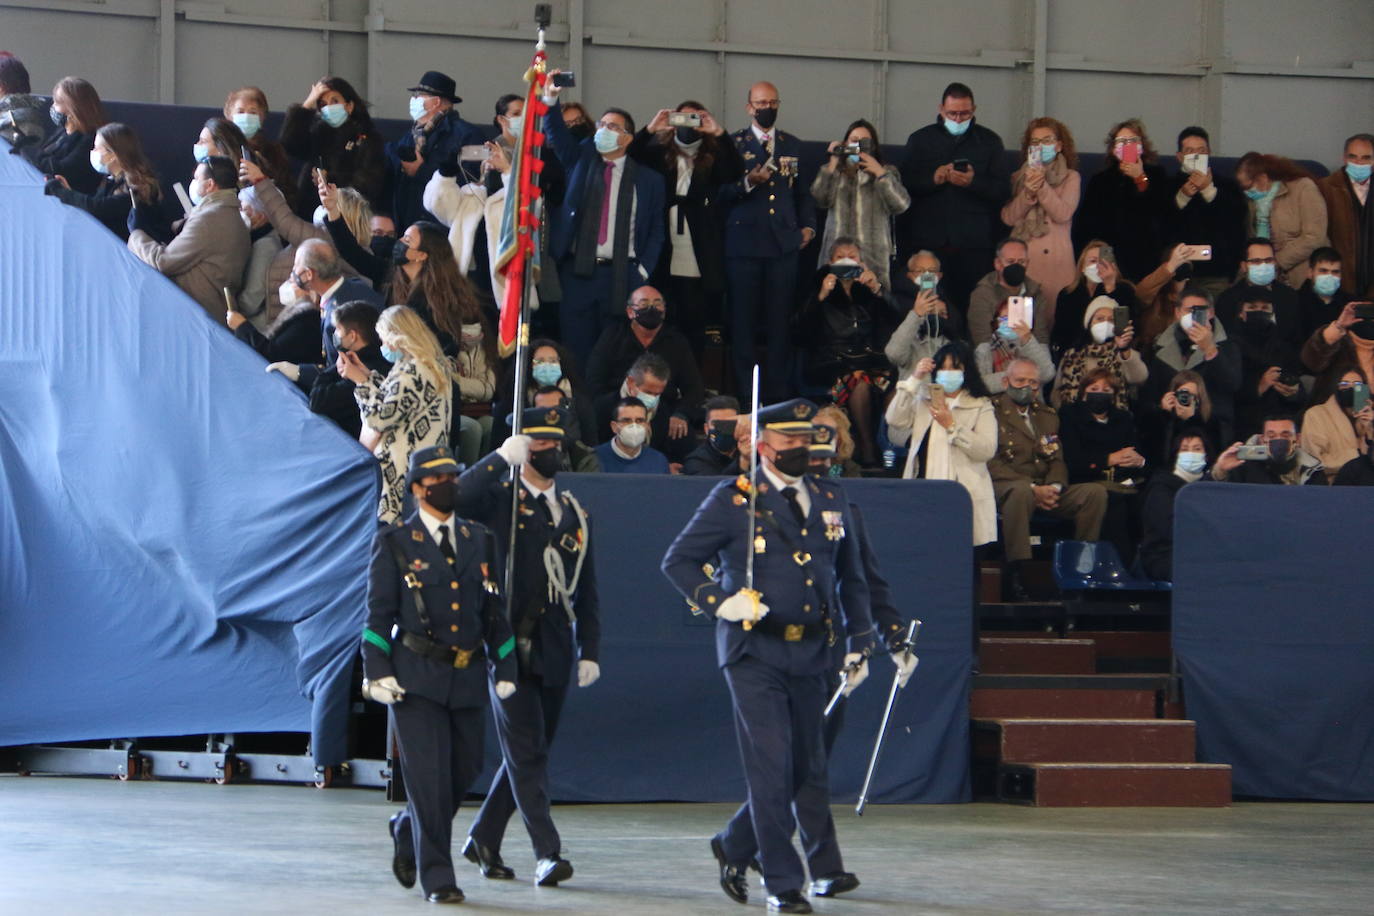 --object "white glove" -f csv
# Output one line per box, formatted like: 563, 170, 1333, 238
717, 590, 769, 623
577, 660, 600, 688
266, 361, 301, 382
841, 652, 869, 695
896, 374, 920, 395
494, 680, 516, 700
363, 676, 405, 704
893, 650, 919, 688
497, 434, 531, 467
